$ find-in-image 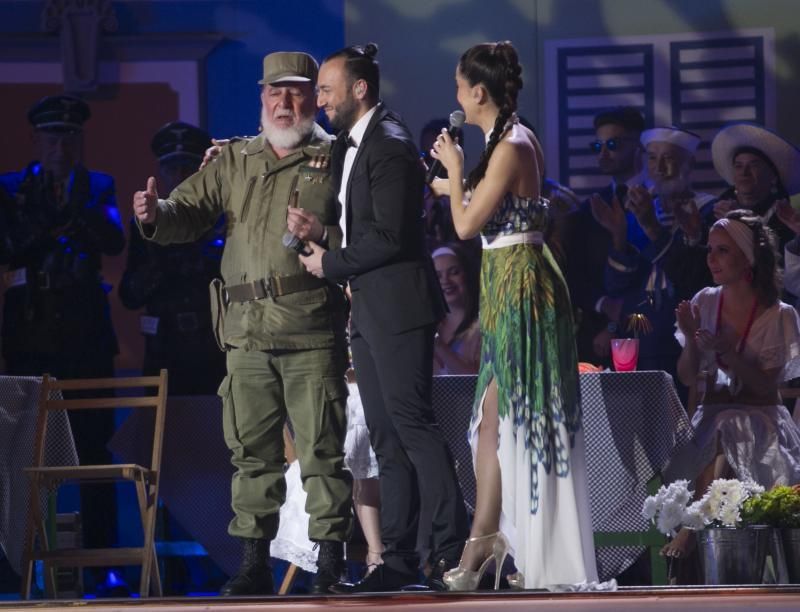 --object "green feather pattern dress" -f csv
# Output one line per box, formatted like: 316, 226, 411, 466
471, 193, 597, 587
